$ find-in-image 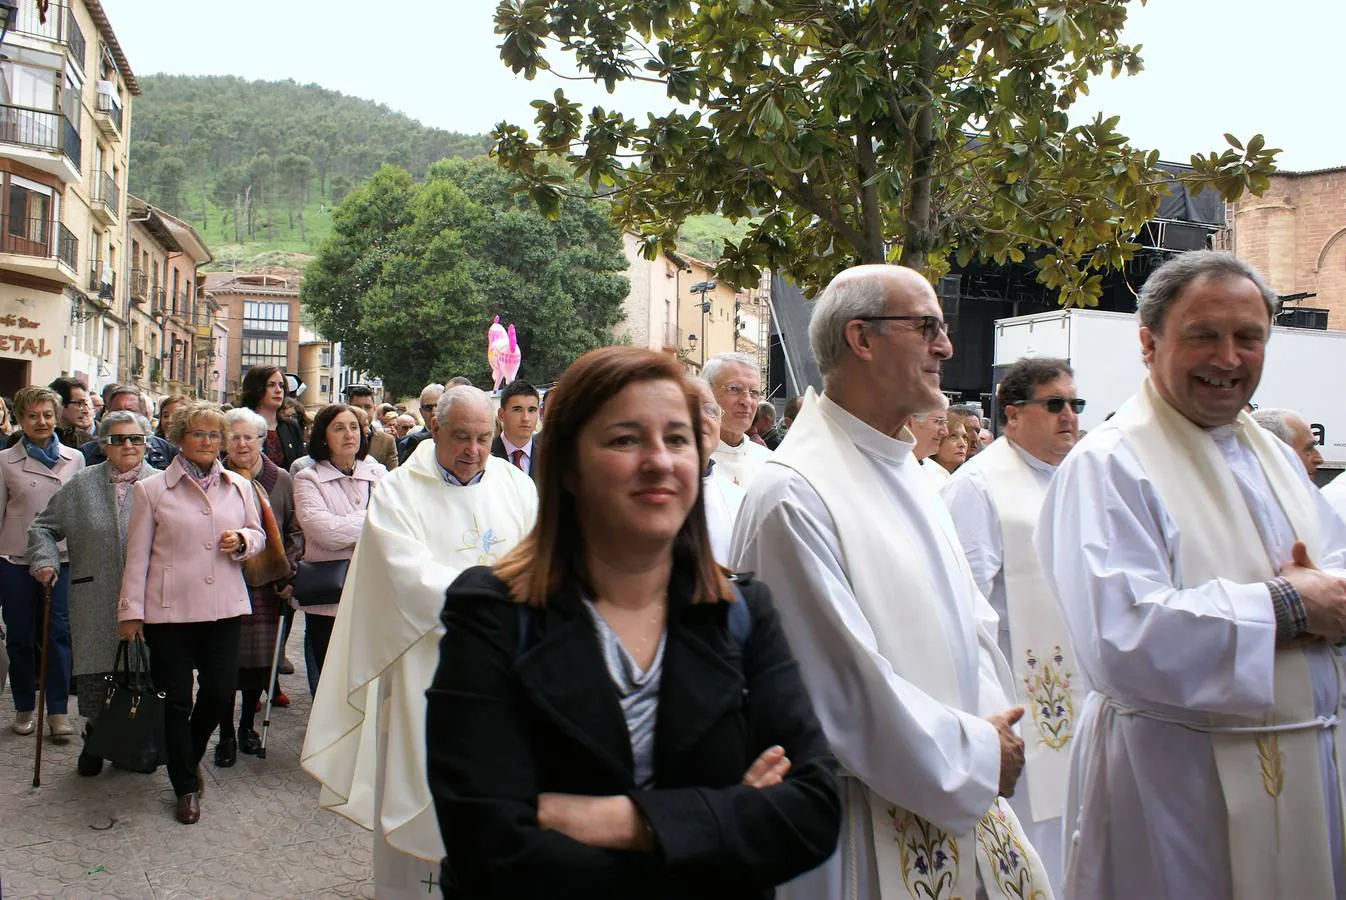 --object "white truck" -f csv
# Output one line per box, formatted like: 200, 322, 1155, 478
992, 308, 1346, 471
